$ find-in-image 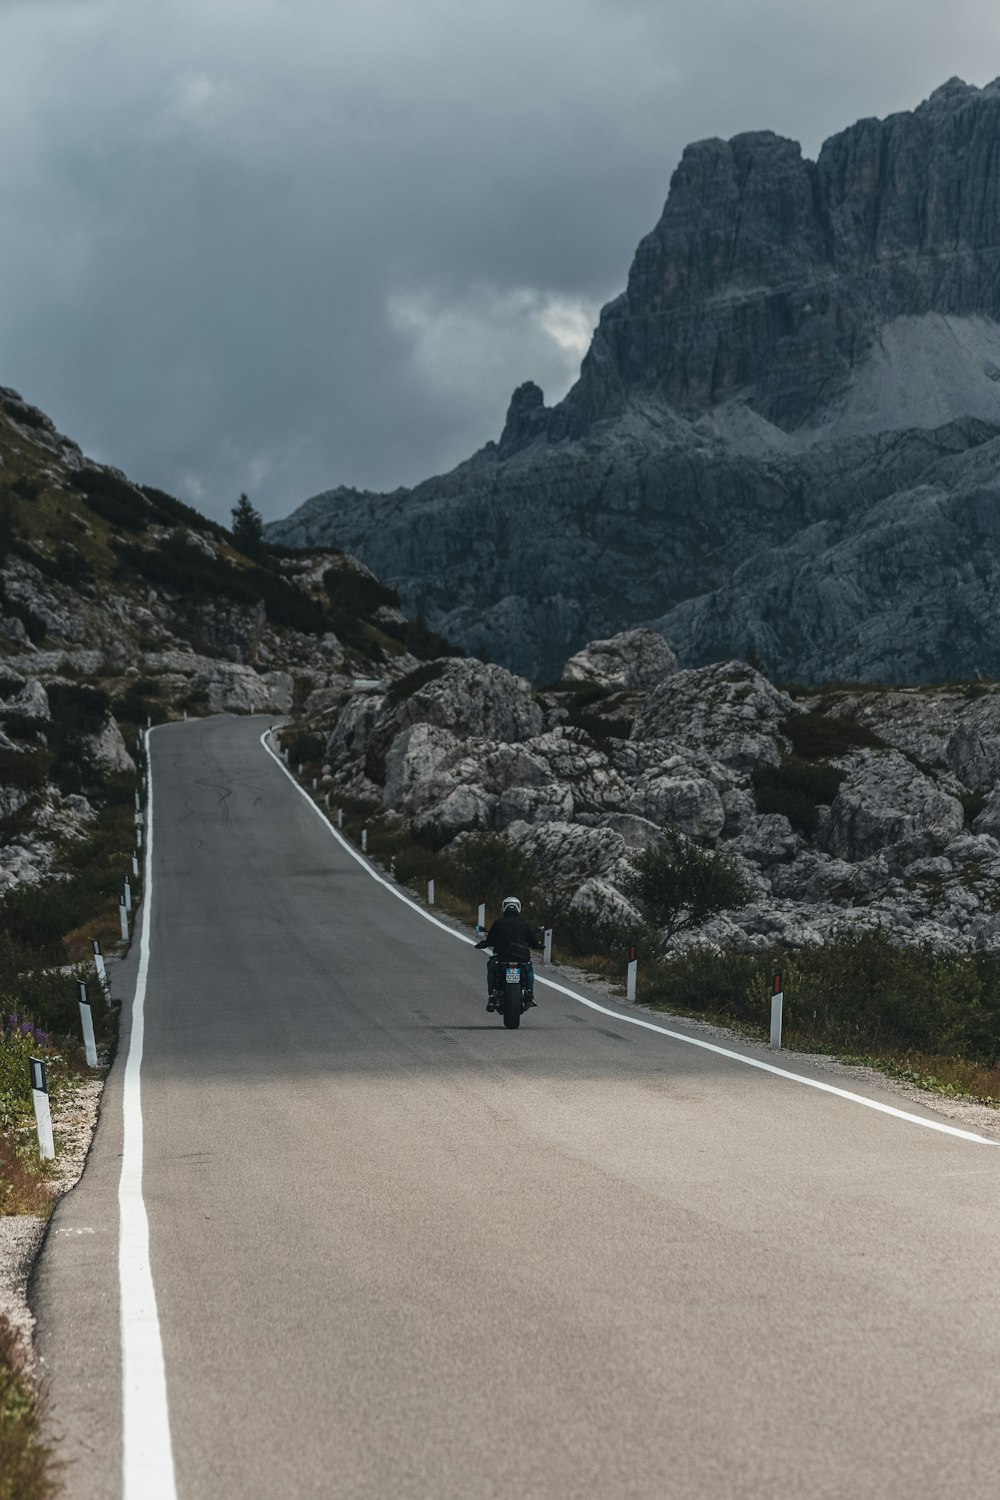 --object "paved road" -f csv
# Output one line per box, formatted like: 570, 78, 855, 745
34, 715, 1000, 1499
